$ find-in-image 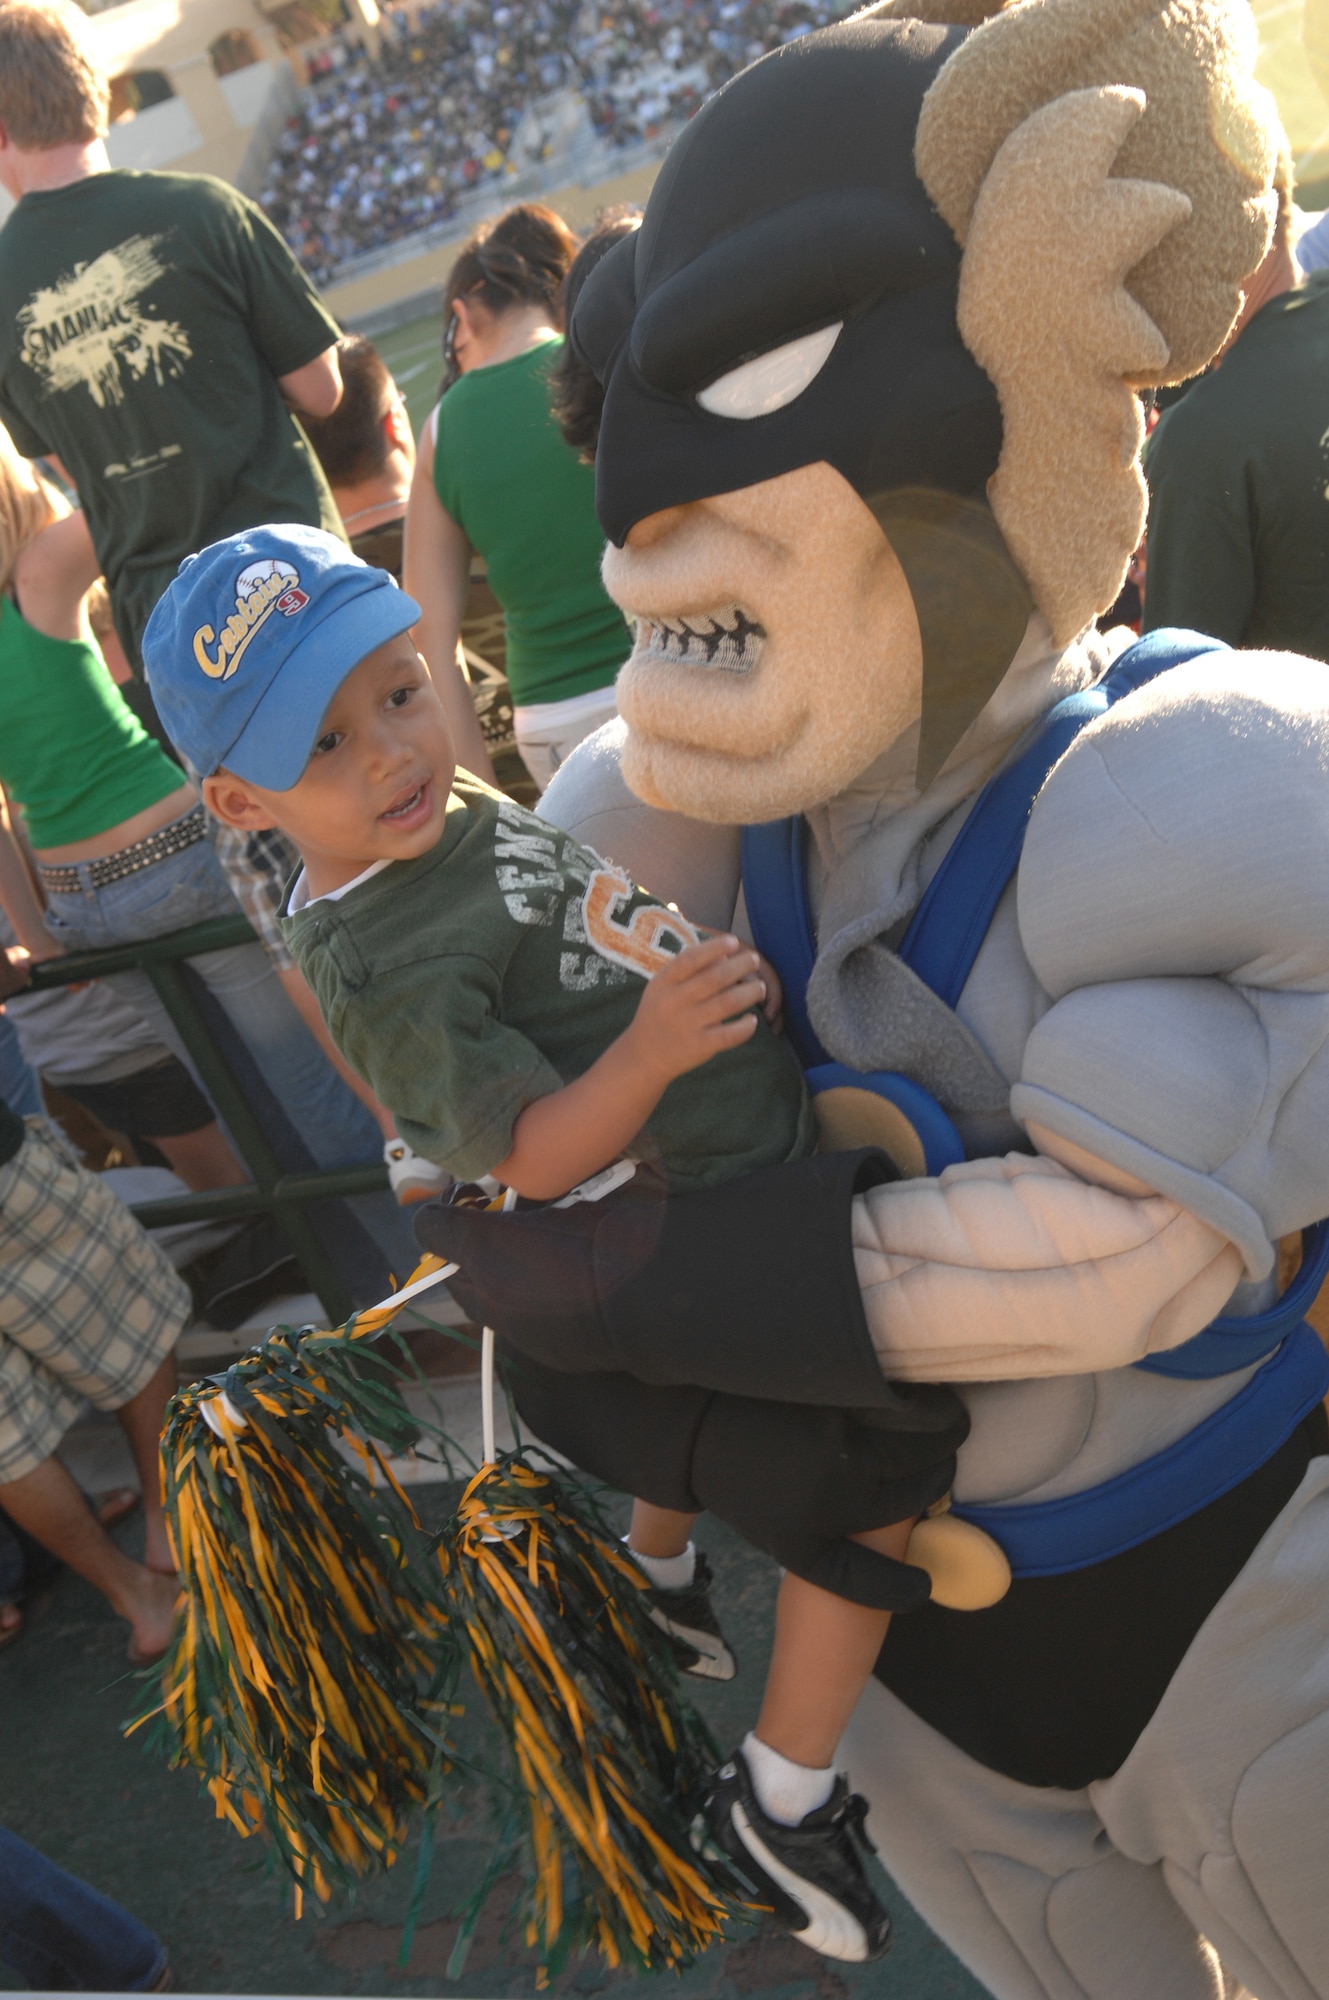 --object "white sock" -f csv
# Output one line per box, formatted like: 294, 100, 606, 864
742, 1731, 836, 1827
623, 1536, 696, 1591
